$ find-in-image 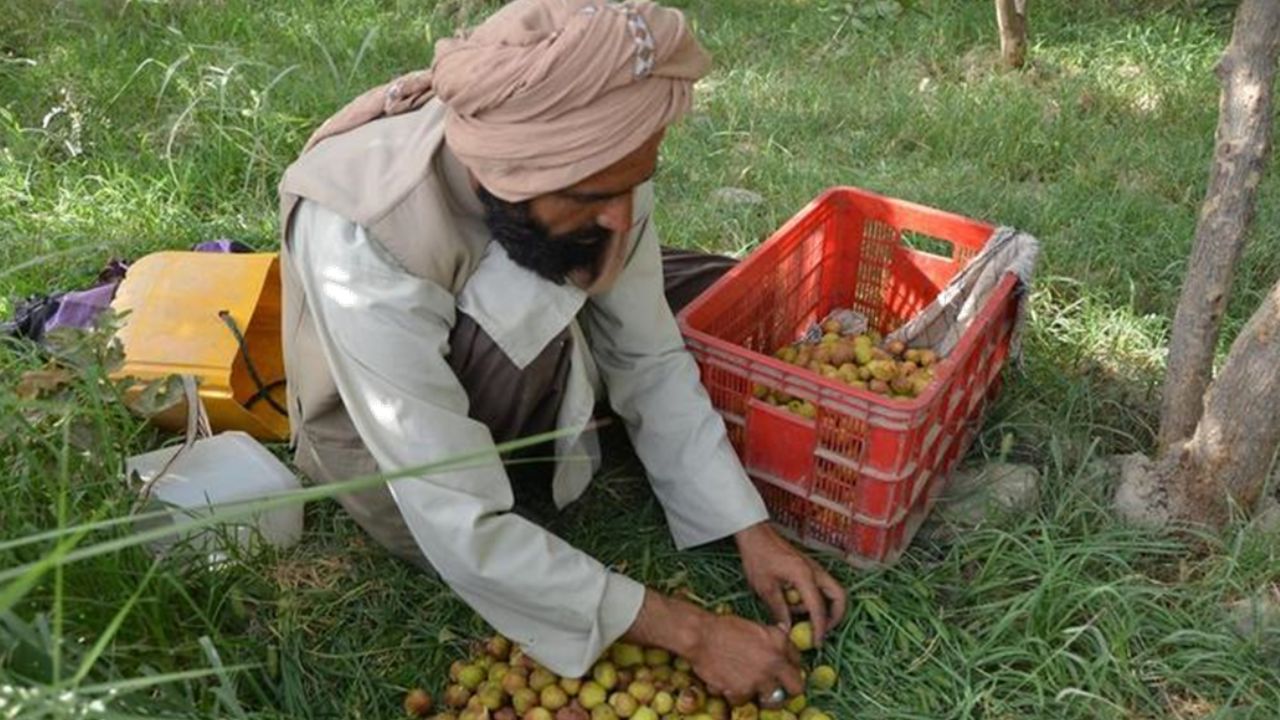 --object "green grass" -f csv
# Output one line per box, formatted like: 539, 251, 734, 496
3, 0, 1280, 717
